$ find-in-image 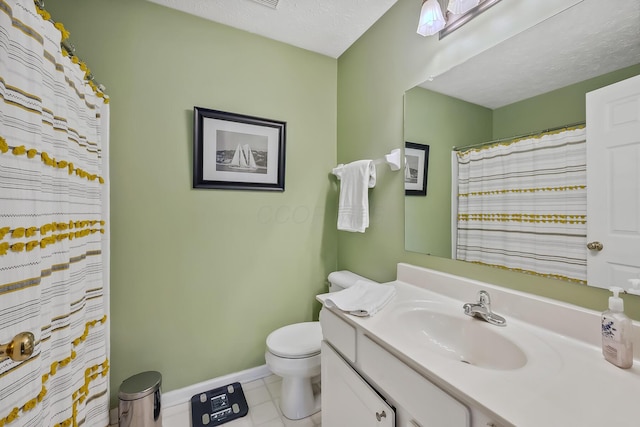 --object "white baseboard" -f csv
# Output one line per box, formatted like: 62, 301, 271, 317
162, 365, 273, 408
